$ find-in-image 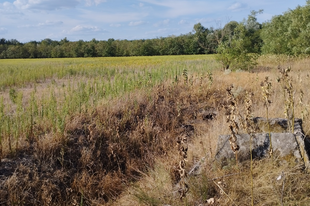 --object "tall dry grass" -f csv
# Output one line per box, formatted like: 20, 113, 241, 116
113, 58, 310, 206
0, 55, 310, 205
